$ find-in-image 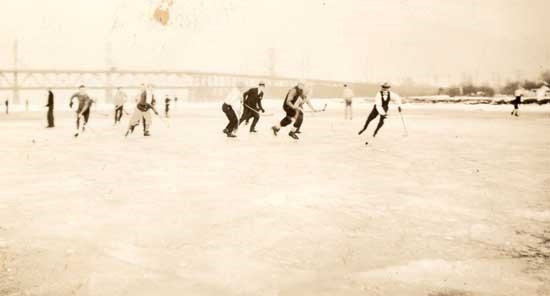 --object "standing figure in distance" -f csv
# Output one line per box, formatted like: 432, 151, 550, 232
343, 84, 354, 120
45, 89, 55, 128
164, 95, 171, 118
511, 87, 524, 117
